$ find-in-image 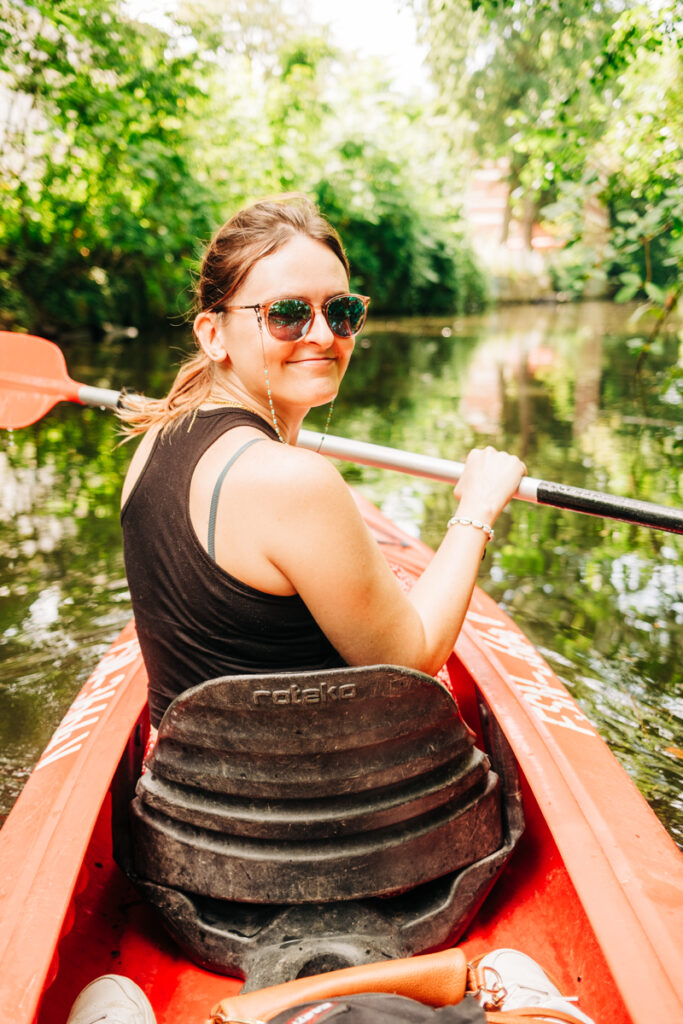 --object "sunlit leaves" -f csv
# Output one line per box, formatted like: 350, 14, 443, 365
0, 0, 490, 333
0, 0, 218, 333
412, 0, 683, 321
